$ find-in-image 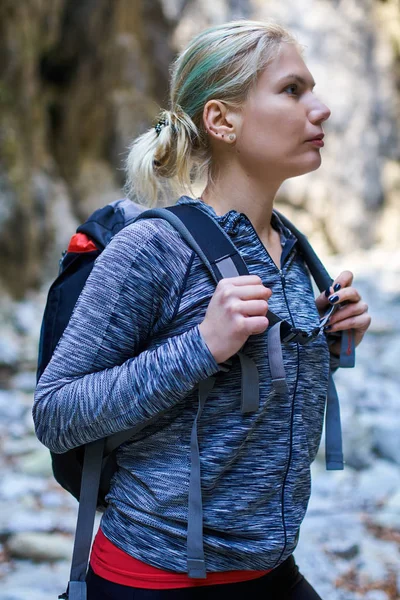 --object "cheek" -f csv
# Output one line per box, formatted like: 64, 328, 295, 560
239, 116, 300, 162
